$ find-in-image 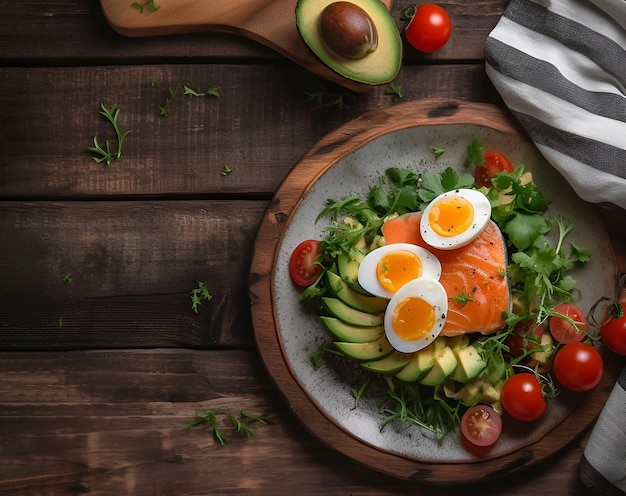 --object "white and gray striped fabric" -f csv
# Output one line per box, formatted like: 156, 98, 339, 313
485, 0, 626, 209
